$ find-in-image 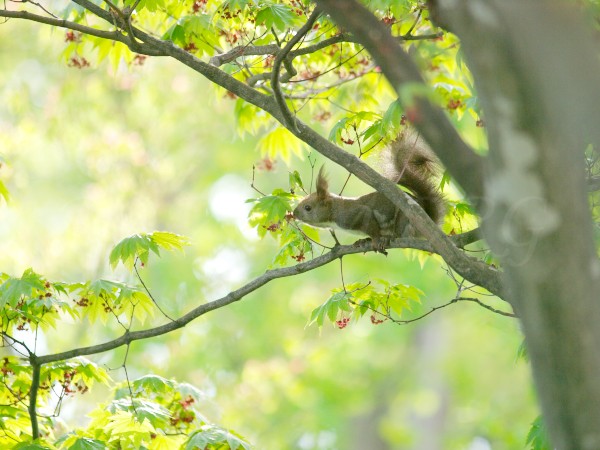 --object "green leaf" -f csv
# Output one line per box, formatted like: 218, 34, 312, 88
256, 127, 304, 163
163, 23, 187, 45
125, 0, 165, 12
362, 119, 384, 144
151, 231, 190, 251
398, 81, 438, 107
177, 382, 207, 403
109, 231, 189, 270
387, 284, 423, 315
221, 0, 253, 10
271, 224, 312, 266
0, 268, 46, 308
68, 437, 106, 450
181, 14, 212, 35
185, 425, 251, 450
288, 170, 304, 193
516, 340, 529, 361
248, 190, 293, 238
0, 179, 9, 203
328, 111, 381, 144
308, 290, 351, 328
109, 234, 151, 270
109, 398, 172, 427
526, 416, 551, 450
88, 279, 126, 297
440, 170, 452, 190
12, 443, 53, 450
75, 358, 112, 386
255, 3, 297, 31
381, 99, 403, 137
234, 99, 272, 134
328, 117, 350, 143
133, 374, 176, 395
